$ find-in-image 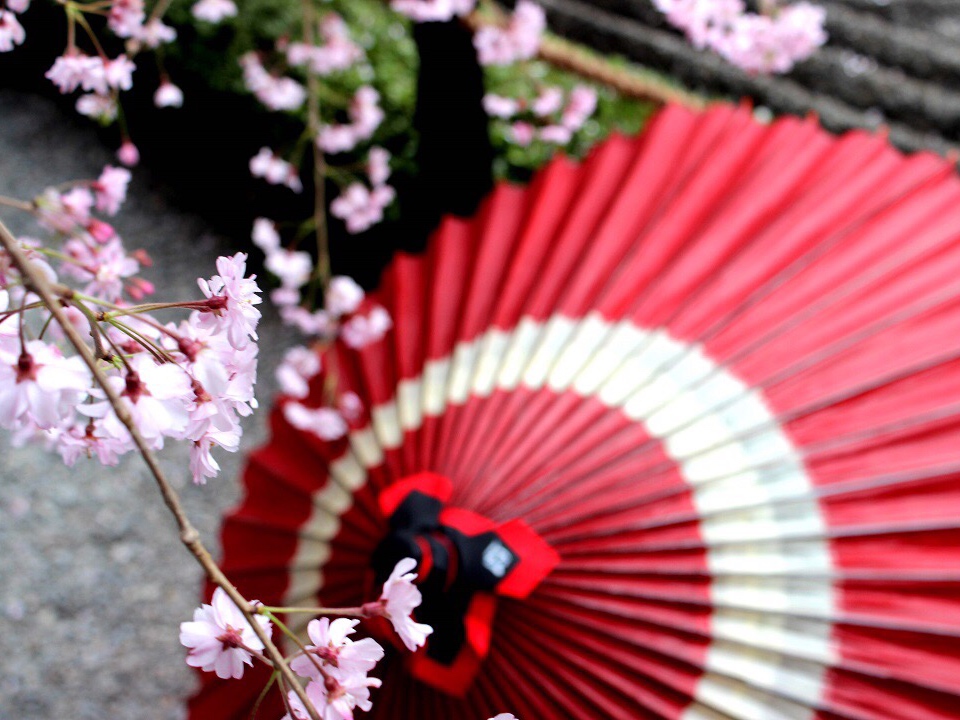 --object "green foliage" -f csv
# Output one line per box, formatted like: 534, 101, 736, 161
484, 58, 657, 182
161, 0, 659, 186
